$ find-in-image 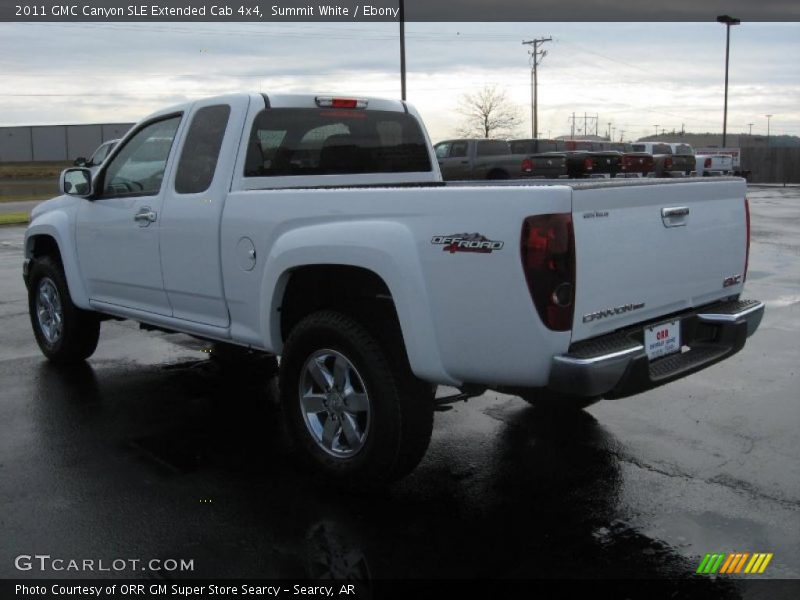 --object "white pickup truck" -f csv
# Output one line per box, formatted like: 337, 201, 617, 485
24, 93, 764, 484
695, 152, 734, 177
